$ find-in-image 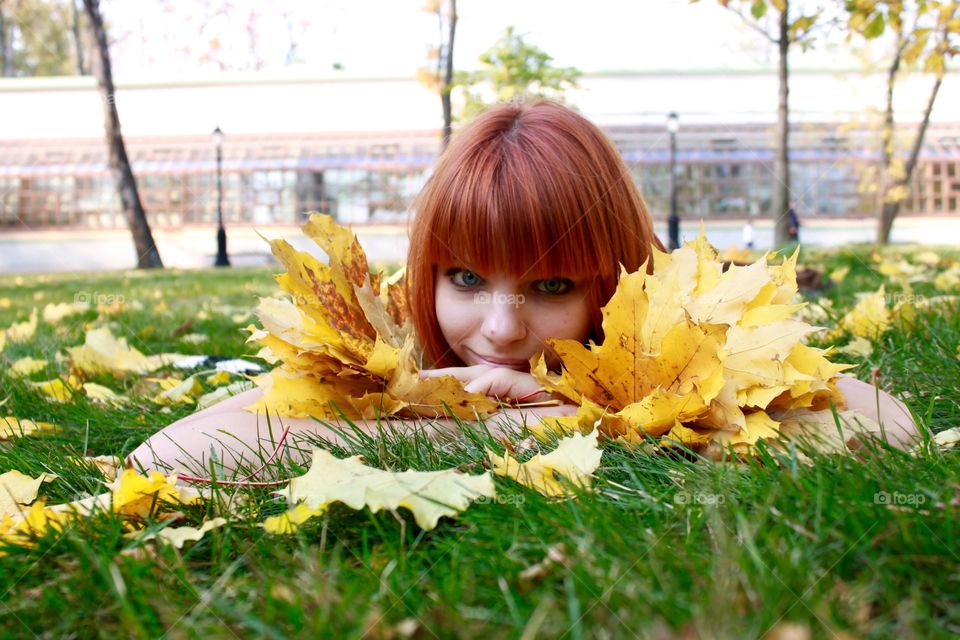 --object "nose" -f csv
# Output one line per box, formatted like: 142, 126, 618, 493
480, 292, 527, 345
